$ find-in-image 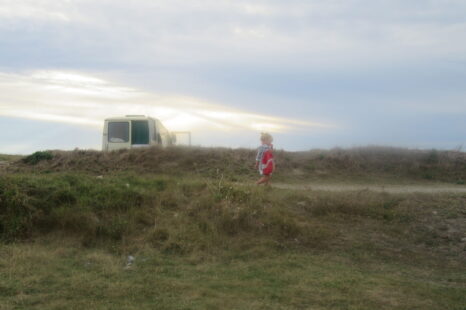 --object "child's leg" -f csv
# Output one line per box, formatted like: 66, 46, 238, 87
256, 176, 266, 184
263, 174, 271, 185
256, 175, 271, 185
256, 176, 265, 184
